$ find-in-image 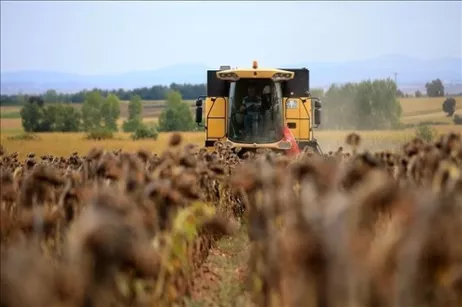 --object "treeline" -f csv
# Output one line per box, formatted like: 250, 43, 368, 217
19, 78, 404, 132
312, 79, 402, 130
1, 78, 459, 107
20, 89, 195, 139
0, 83, 206, 105
20, 96, 82, 132
311, 78, 462, 129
